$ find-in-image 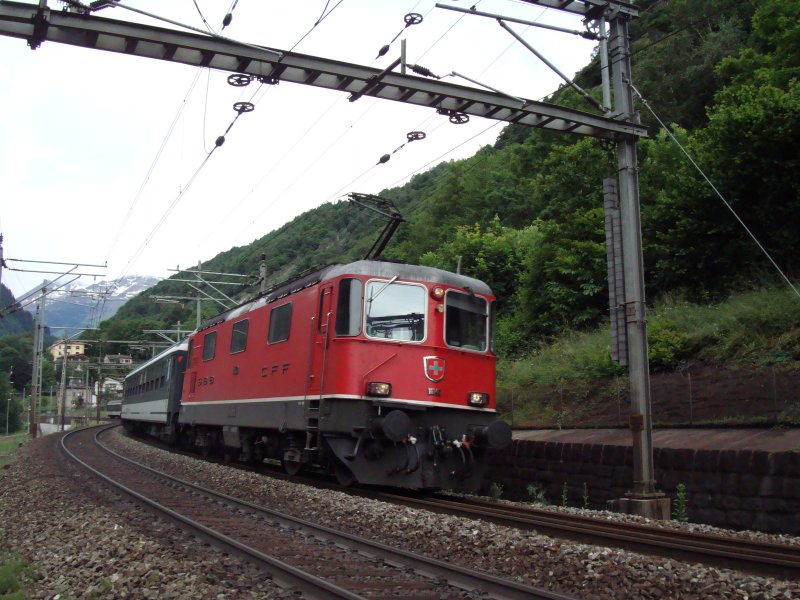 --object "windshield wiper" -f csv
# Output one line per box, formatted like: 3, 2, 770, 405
366, 276, 398, 317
